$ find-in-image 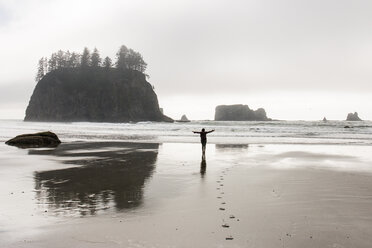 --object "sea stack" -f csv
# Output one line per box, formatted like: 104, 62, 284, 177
215, 104, 270, 121
178, 114, 190, 122
346, 112, 362, 121
25, 68, 173, 123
